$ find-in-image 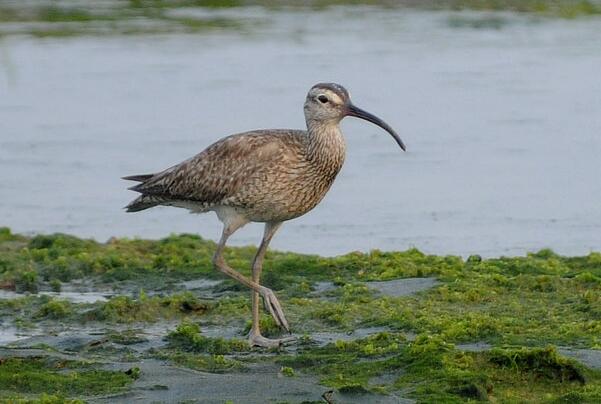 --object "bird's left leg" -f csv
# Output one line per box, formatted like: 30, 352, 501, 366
213, 222, 288, 331
248, 222, 295, 348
